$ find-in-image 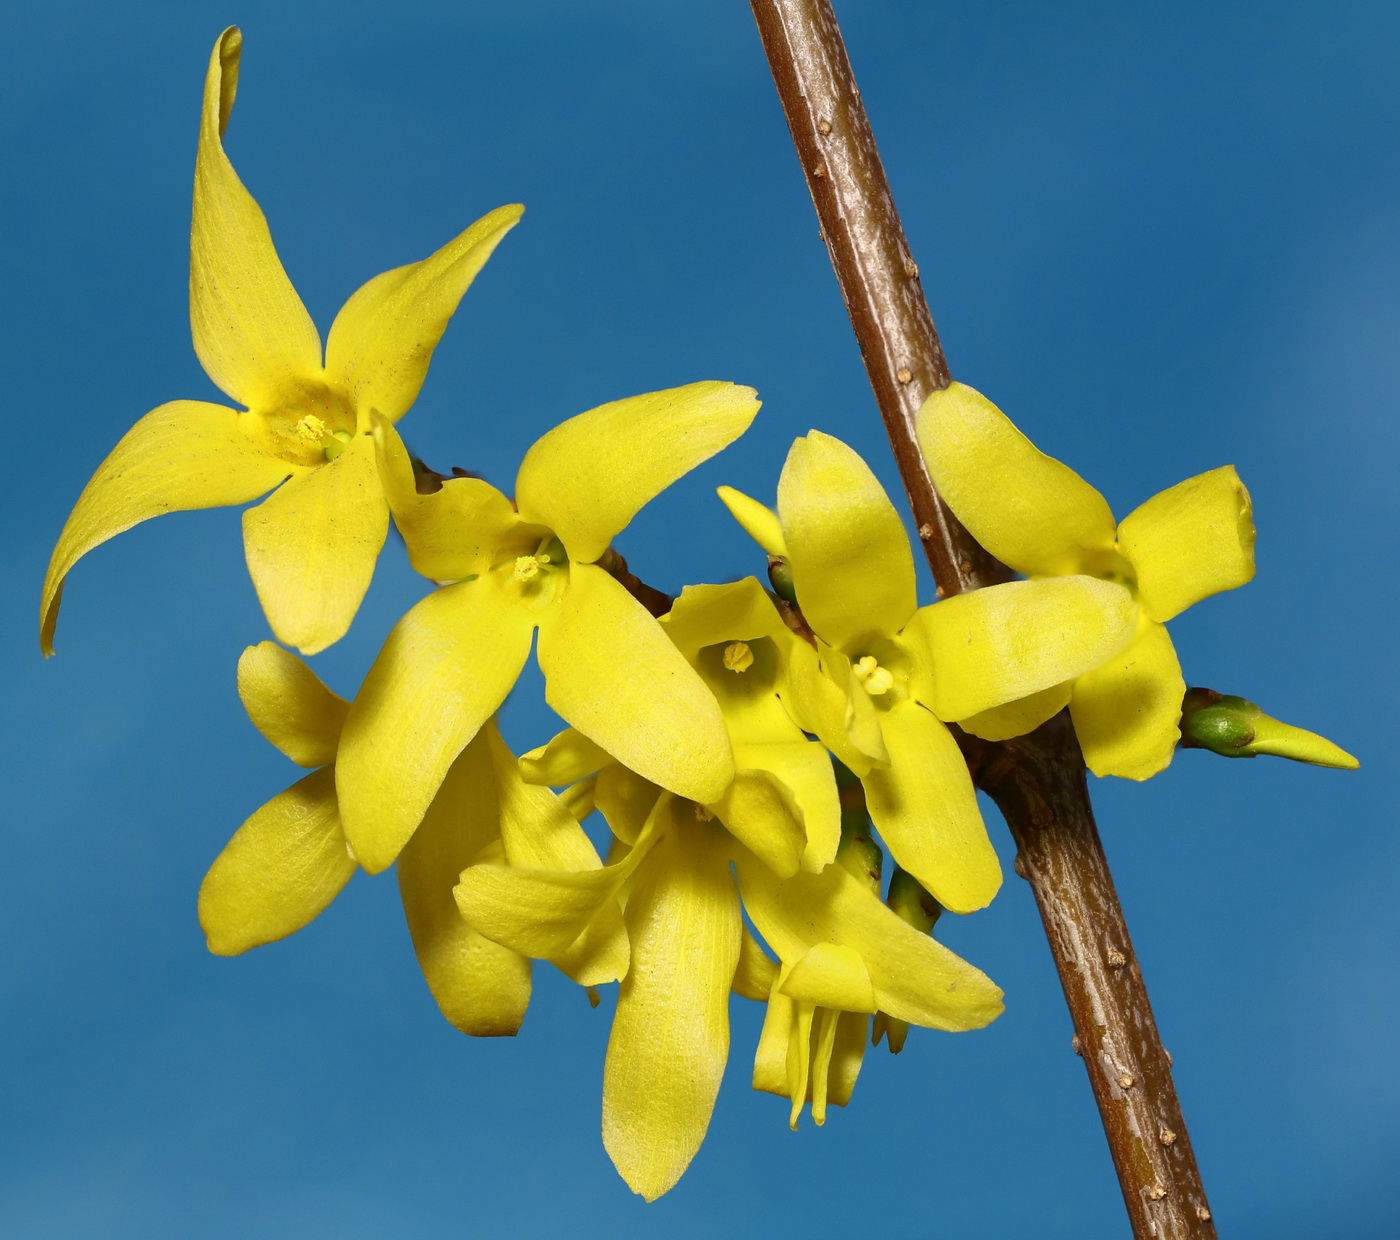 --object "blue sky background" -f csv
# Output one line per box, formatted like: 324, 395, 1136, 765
3, 2, 1397, 1236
